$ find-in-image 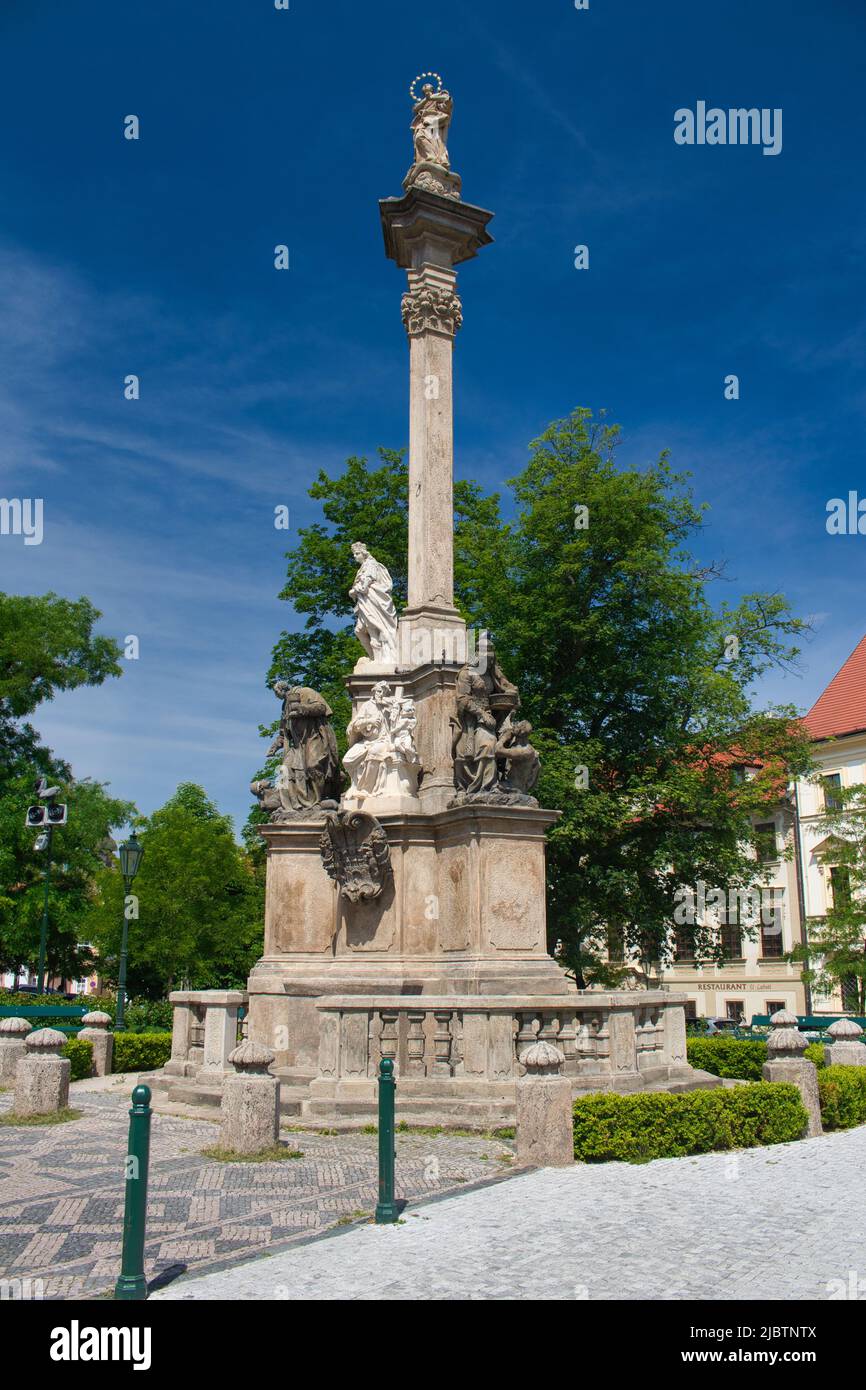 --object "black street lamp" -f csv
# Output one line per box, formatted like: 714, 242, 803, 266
116, 832, 144, 1032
